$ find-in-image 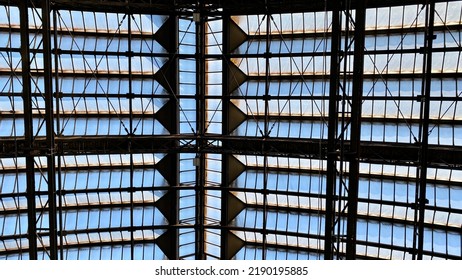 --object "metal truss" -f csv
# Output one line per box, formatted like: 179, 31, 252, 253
0, 0, 461, 260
